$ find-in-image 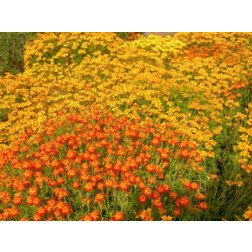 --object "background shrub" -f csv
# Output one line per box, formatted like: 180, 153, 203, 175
0, 32, 36, 76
